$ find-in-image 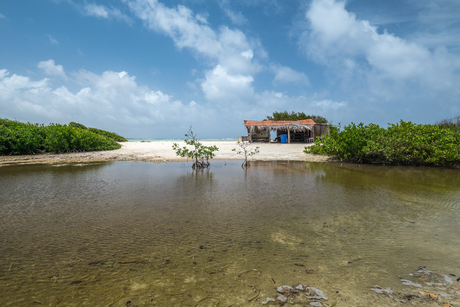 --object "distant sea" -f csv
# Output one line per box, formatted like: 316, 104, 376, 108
126, 138, 238, 142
